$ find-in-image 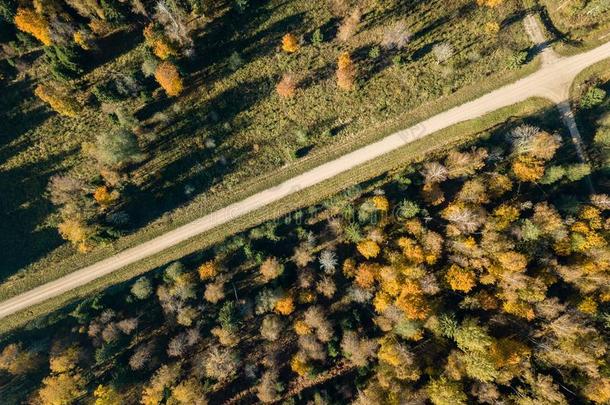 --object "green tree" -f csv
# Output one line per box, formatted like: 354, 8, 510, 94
580, 87, 606, 109
131, 277, 152, 300
95, 128, 144, 168
565, 163, 591, 182
44, 45, 83, 81
427, 377, 467, 405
